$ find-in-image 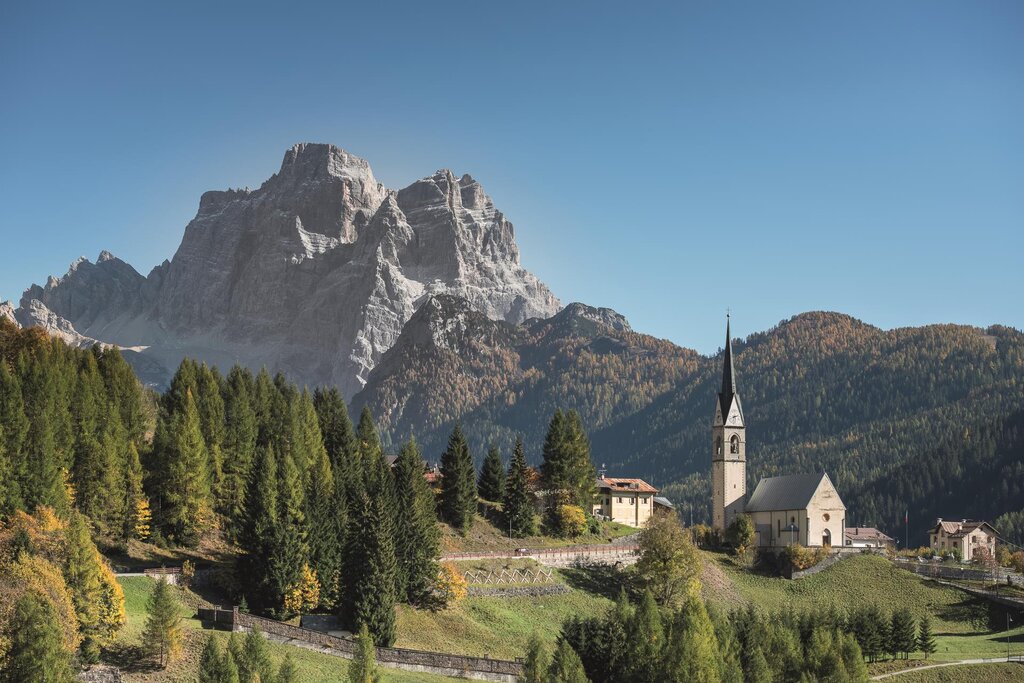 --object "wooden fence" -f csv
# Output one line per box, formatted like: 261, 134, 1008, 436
463, 567, 554, 585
